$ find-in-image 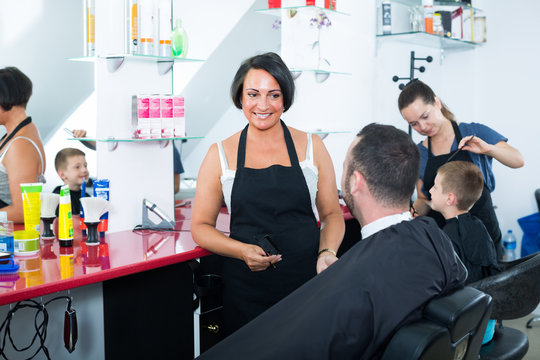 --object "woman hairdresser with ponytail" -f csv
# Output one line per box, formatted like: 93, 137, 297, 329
398, 80, 524, 259
0, 67, 46, 223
